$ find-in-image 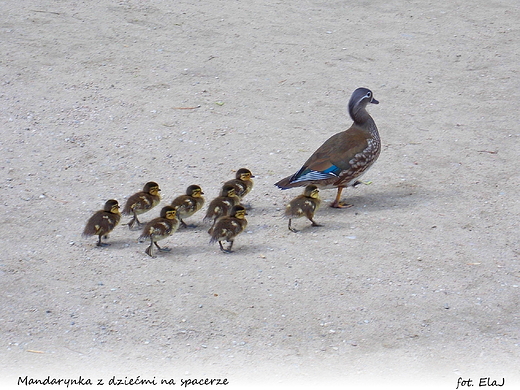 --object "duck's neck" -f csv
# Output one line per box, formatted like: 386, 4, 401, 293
350, 105, 379, 138
349, 104, 371, 125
